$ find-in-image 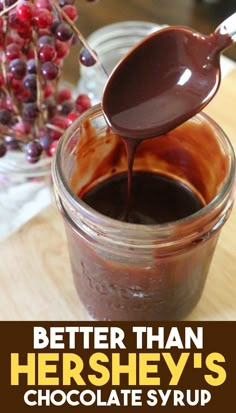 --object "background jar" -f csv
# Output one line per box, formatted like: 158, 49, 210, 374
77, 21, 162, 103
0, 150, 52, 240
52, 104, 235, 321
